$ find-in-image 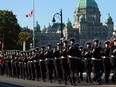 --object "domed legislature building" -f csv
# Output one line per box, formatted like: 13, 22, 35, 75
35, 0, 114, 47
